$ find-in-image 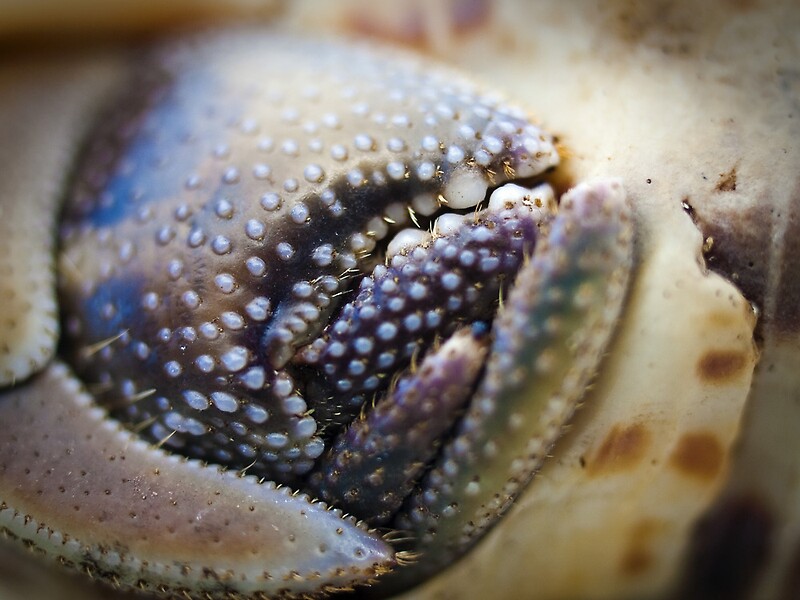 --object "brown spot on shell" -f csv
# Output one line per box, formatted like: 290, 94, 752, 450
620, 545, 652, 577
343, 0, 491, 49
669, 431, 724, 481
706, 310, 739, 330
715, 167, 738, 192
694, 203, 770, 329
607, 1, 761, 56
781, 540, 800, 600
697, 349, 748, 383
586, 423, 649, 476
724, 0, 761, 10
619, 519, 665, 577
693, 179, 800, 339
678, 493, 774, 600
773, 188, 800, 337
